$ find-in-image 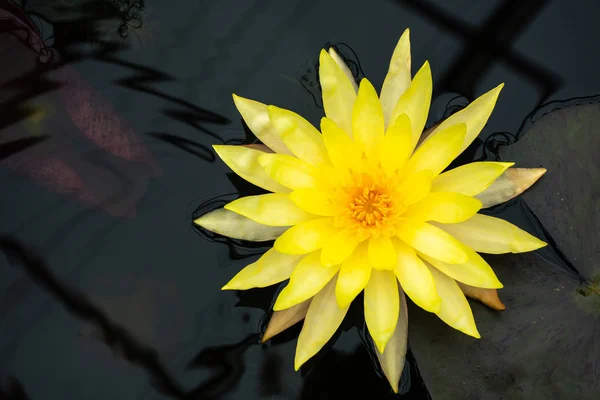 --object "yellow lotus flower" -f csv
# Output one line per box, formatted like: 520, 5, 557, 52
195, 29, 547, 392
